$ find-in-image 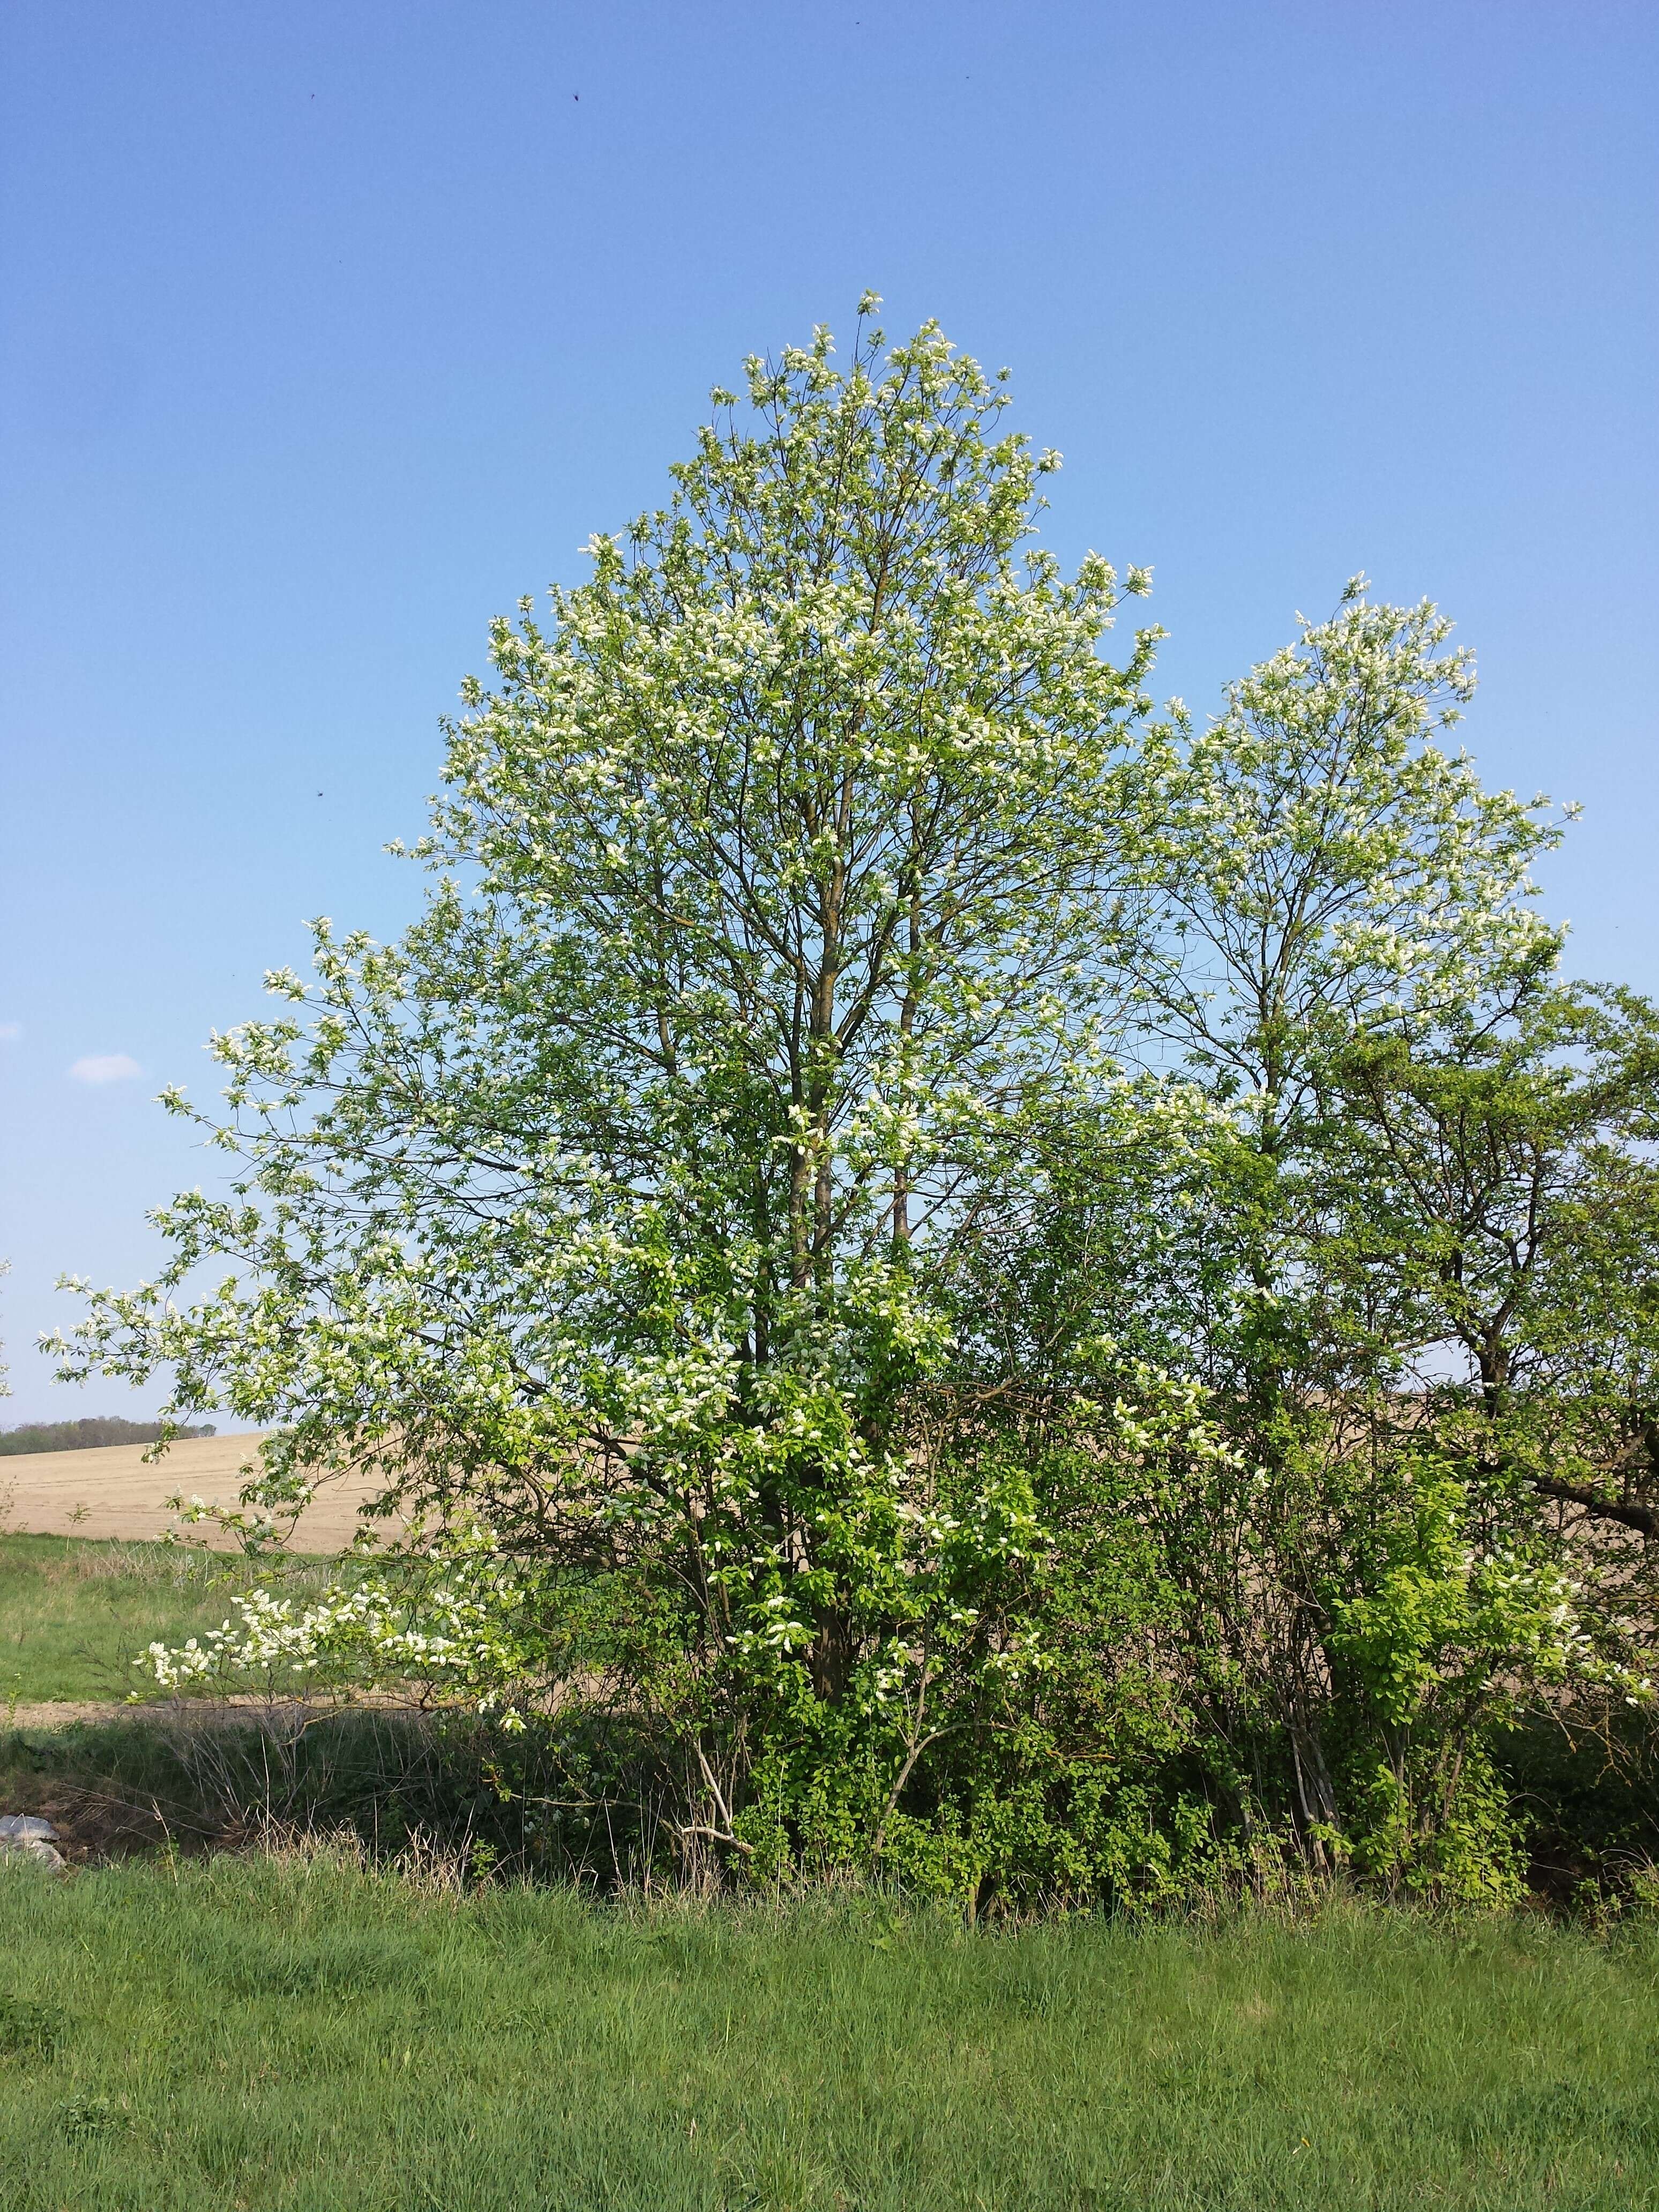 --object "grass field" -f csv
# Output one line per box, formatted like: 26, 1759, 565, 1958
3, 1535, 1658, 2209
0, 1858, 1656, 2210
0, 1534, 347, 1707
